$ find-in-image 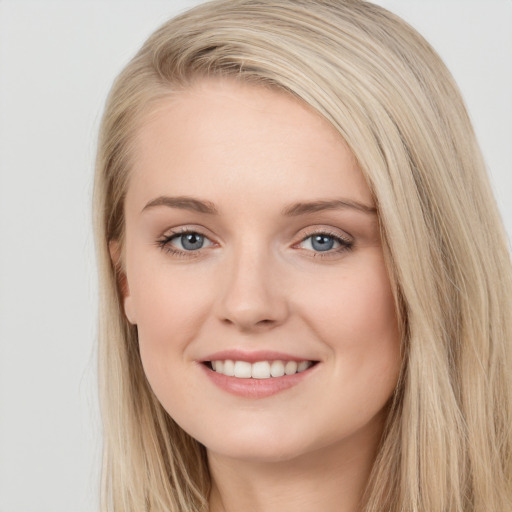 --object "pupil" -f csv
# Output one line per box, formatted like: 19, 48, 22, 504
182, 233, 203, 250
312, 235, 334, 252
